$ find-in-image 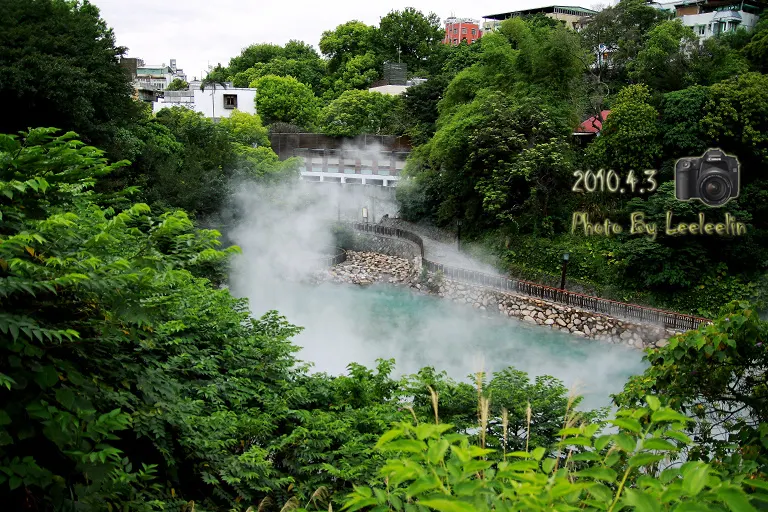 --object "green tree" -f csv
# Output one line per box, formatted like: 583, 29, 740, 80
0, 0, 138, 147
374, 8, 444, 74
437, 32, 518, 116
151, 107, 237, 215
228, 40, 327, 95
616, 301, 768, 474
232, 144, 301, 183
165, 78, 189, 91
628, 19, 699, 92
689, 35, 751, 86
0, 128, 255, 509
319, 21, 377, 74
424, 90, 572, 231
659, 85, 711, 156
701, 72, 768, 169
227, 43, 284, 75
232, 57, 327, 95
318, 90, 402, 137
438, 40, 485, 78
344, 399, 768, 511
580, 0, 671, 84
252, 75, 321, 128
219, 109, 270, 147
743, 14, 768, 73
401, 75, 450, 145
321, 53, 382, 101
402, 367, 600, 454
586, 84, 662, 173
